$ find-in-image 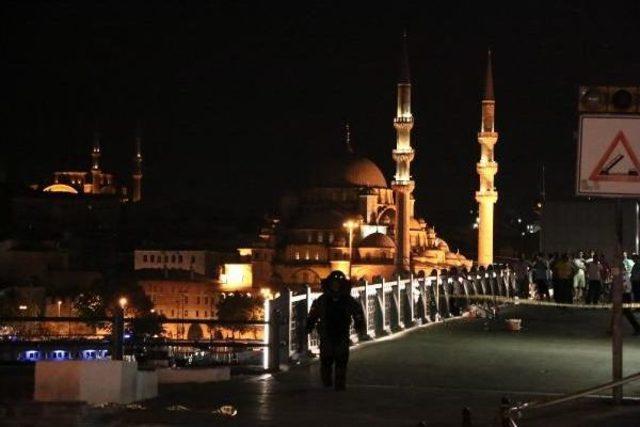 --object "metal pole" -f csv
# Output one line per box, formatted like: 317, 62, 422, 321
612, 199, 623, 404
112, 308, 124, 361
611, 274, 623, 404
